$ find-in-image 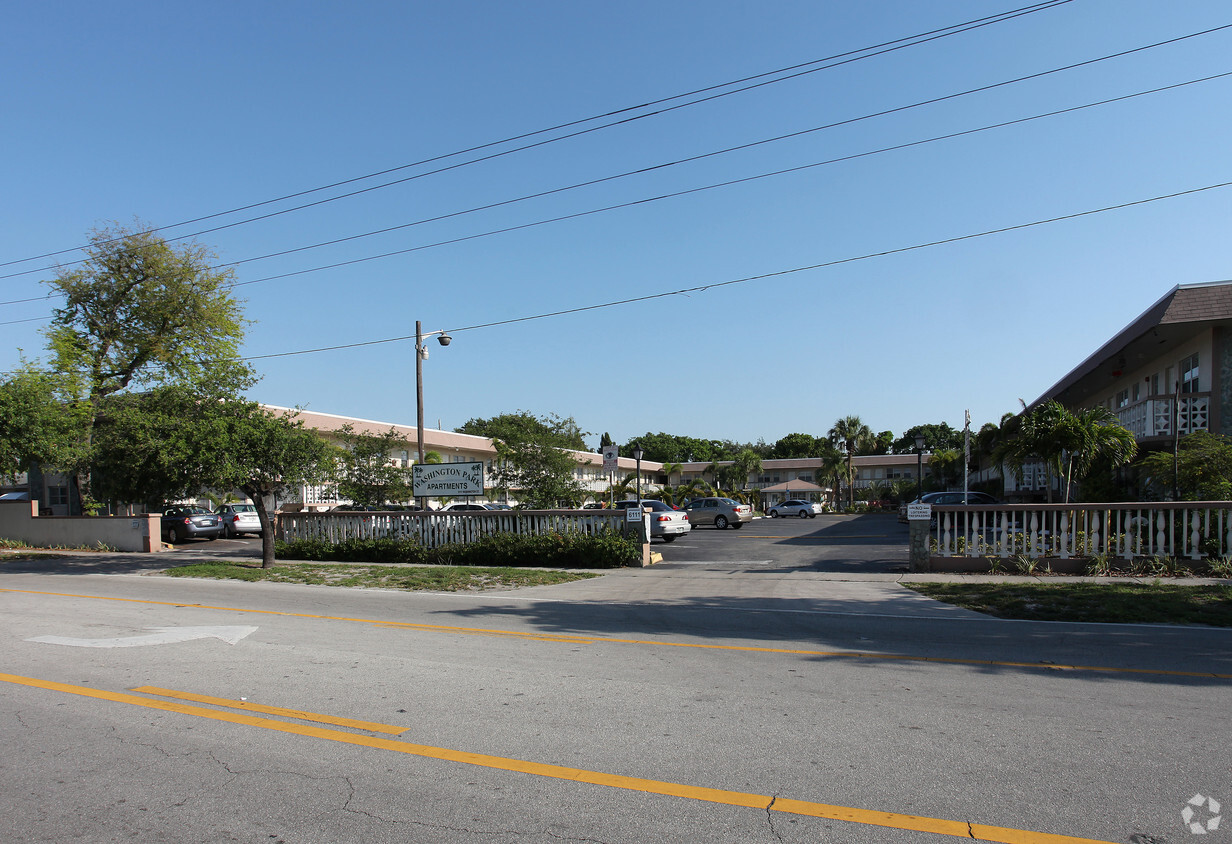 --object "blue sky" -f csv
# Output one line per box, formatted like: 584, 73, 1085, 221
3, 1, 1230, 450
